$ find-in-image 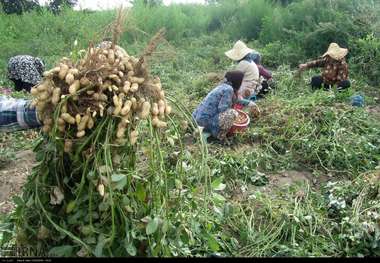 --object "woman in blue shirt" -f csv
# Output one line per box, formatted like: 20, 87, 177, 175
193, 71, 252, 141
